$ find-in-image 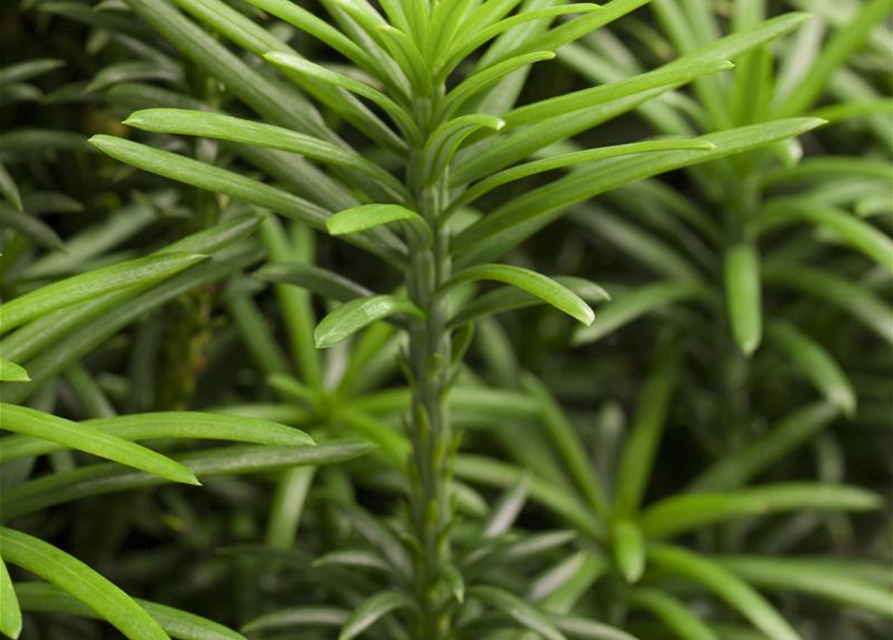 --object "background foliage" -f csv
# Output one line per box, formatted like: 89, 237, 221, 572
0, 0, 891, 639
